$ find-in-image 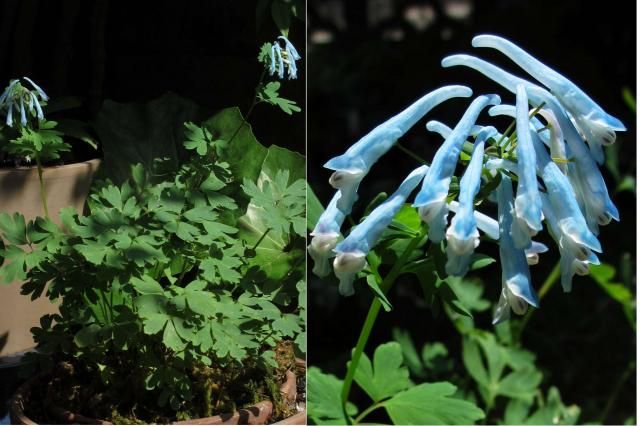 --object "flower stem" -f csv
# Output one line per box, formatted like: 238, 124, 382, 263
340, 227, 427, 423
353, 401, 386, 424
35, 154, 49, 218
600, 360, 635, 424
395, 143, 429, 165
517, 261, 560, 339
251, 227, 271, 251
